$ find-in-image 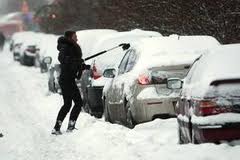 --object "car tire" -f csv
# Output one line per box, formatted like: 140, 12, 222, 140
126, 101, 135, 129
191, 128, 198, 144
103, 98, 111, 122
13, 55, 17, 61
84, 101, 90, 114
20, 57, 25, 65
178, 126, 185, 144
